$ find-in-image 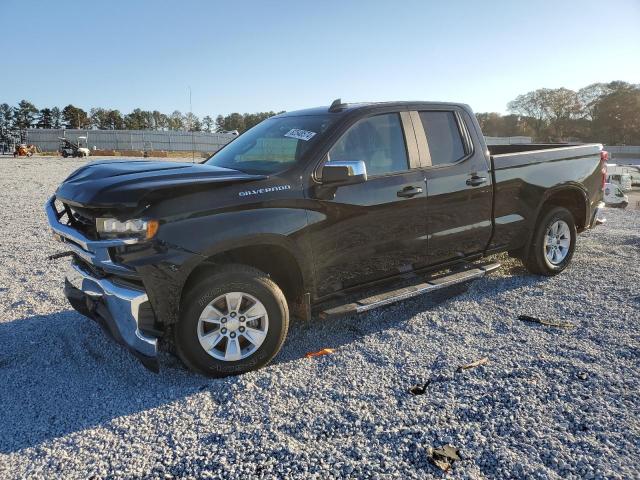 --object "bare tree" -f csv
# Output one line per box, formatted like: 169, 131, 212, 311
507, 90, 550, 140
592, 83, 640, 144
577, 83, 612, 121
544, 88, 581, 140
